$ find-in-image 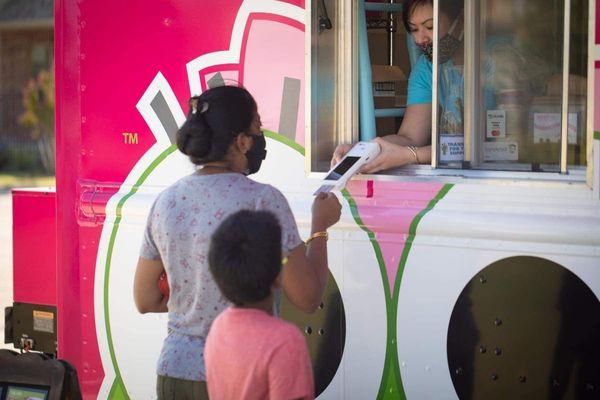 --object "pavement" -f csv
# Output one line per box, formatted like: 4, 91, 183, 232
0, 192, 16, 350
